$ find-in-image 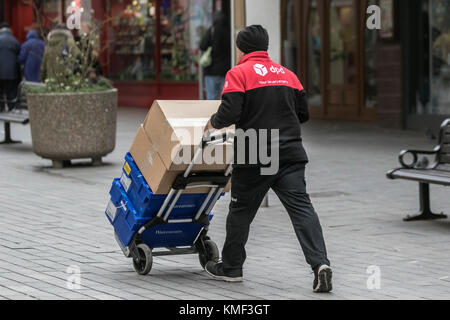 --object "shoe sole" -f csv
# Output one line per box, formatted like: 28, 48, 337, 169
314, 266, 333, 293
205, 268, 243, 283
